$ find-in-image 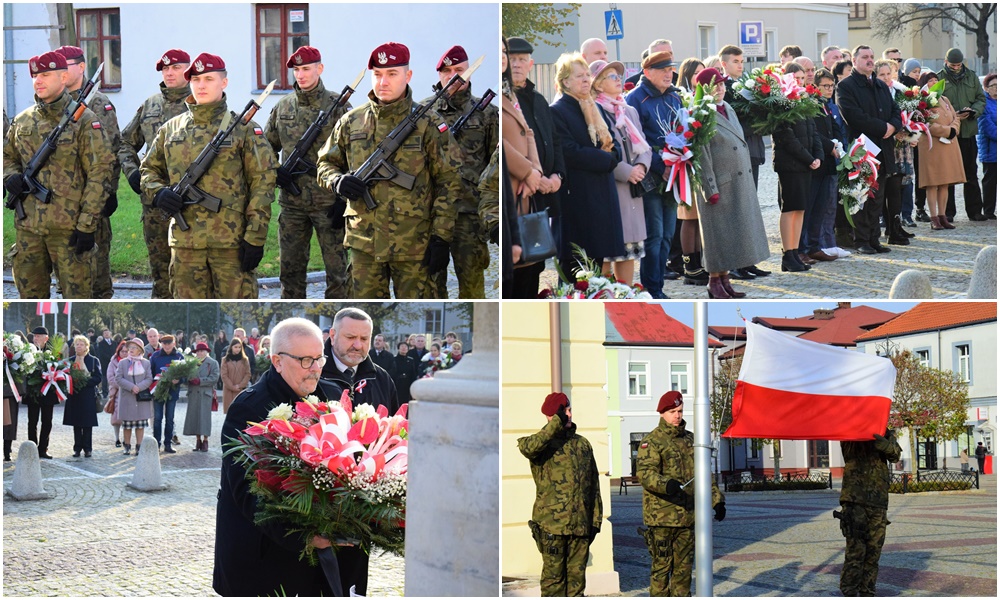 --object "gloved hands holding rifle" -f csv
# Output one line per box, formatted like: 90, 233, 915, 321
154, 188, 183, 215
4, 174, 25, 201
333, 174, 366, 201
